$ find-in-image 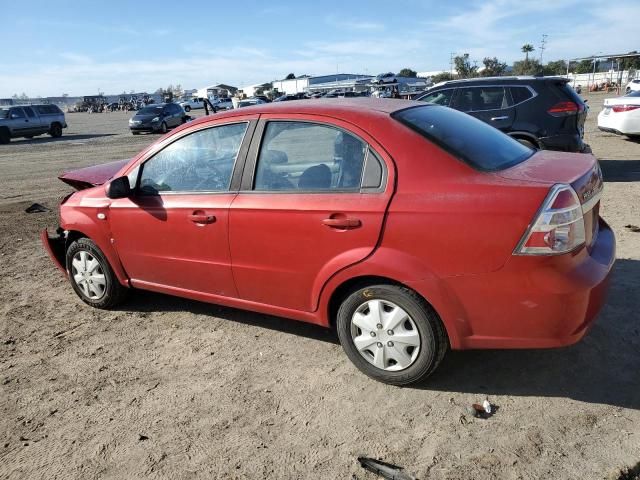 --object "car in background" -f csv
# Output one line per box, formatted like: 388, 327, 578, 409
417, 76, 589, 152
42, 99, 613, 386
213, 98, 234, 110
128, 103, 186, 134
626, 79, 640, 94
236, 98, 266, 108
0, 104, 67, 144
274, 93, 308, 102
597, 90, 640, 138
179, 97, 207, 112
